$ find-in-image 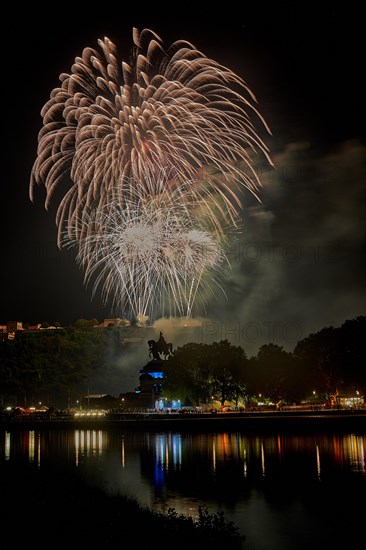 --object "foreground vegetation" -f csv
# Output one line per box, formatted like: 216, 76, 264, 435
1, 464, 244, 549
